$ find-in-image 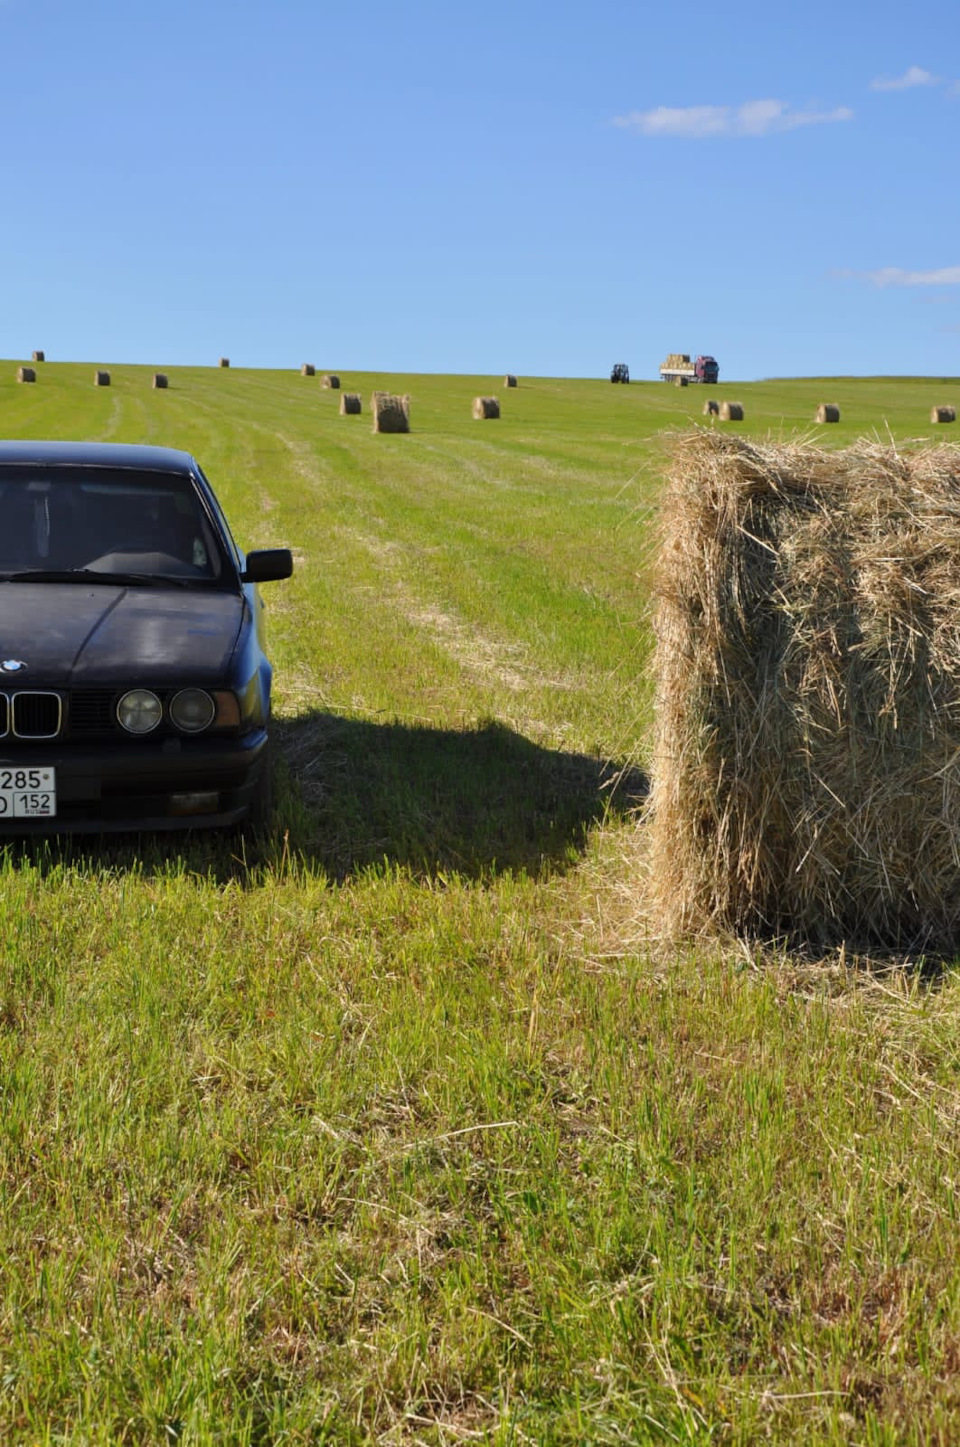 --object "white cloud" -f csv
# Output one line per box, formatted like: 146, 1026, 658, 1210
870, 65, 938, 91
848, 266, 960, 287
613, 99, 853, 138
